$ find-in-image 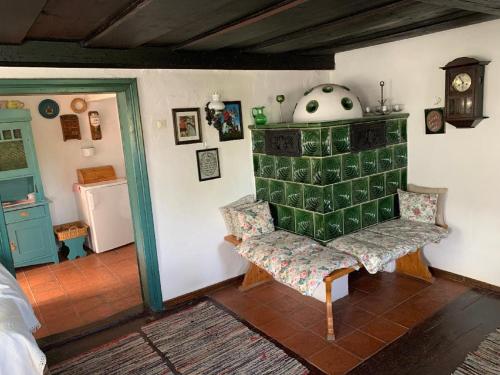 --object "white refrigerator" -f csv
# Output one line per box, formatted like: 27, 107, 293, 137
75, 178, 134, 253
